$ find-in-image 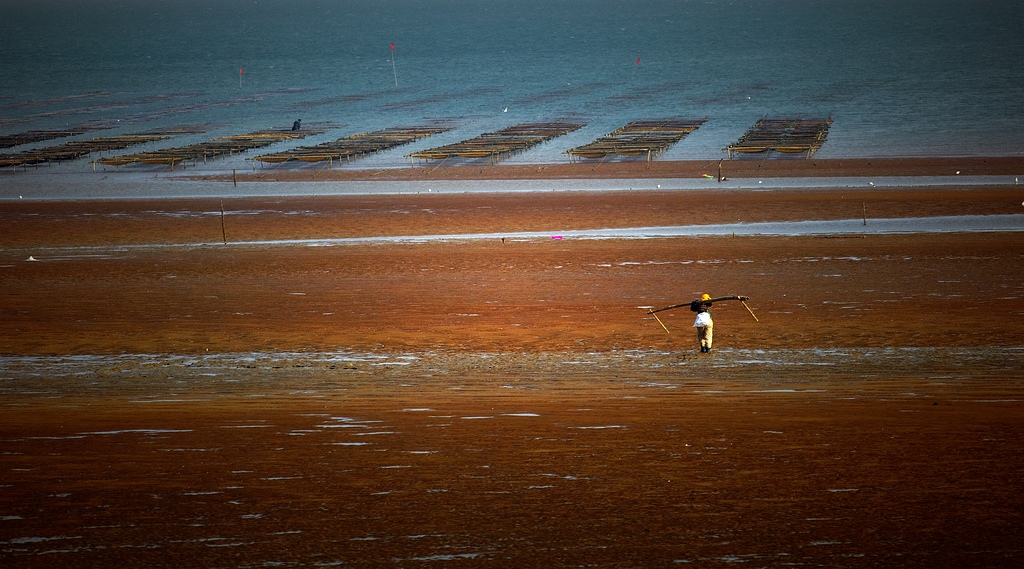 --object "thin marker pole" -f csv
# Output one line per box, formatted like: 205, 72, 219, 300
220, 200, 227, 244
